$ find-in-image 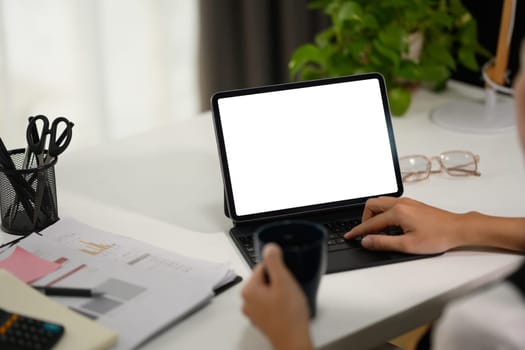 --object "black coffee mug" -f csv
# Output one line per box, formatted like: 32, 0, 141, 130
254, 220, 327, 318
